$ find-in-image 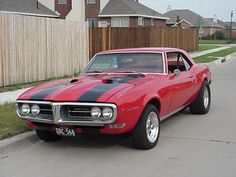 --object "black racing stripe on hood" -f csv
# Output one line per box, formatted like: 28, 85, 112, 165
78, 83, 121, 102
78, 76, 139, 102
30, 85, 63, 100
